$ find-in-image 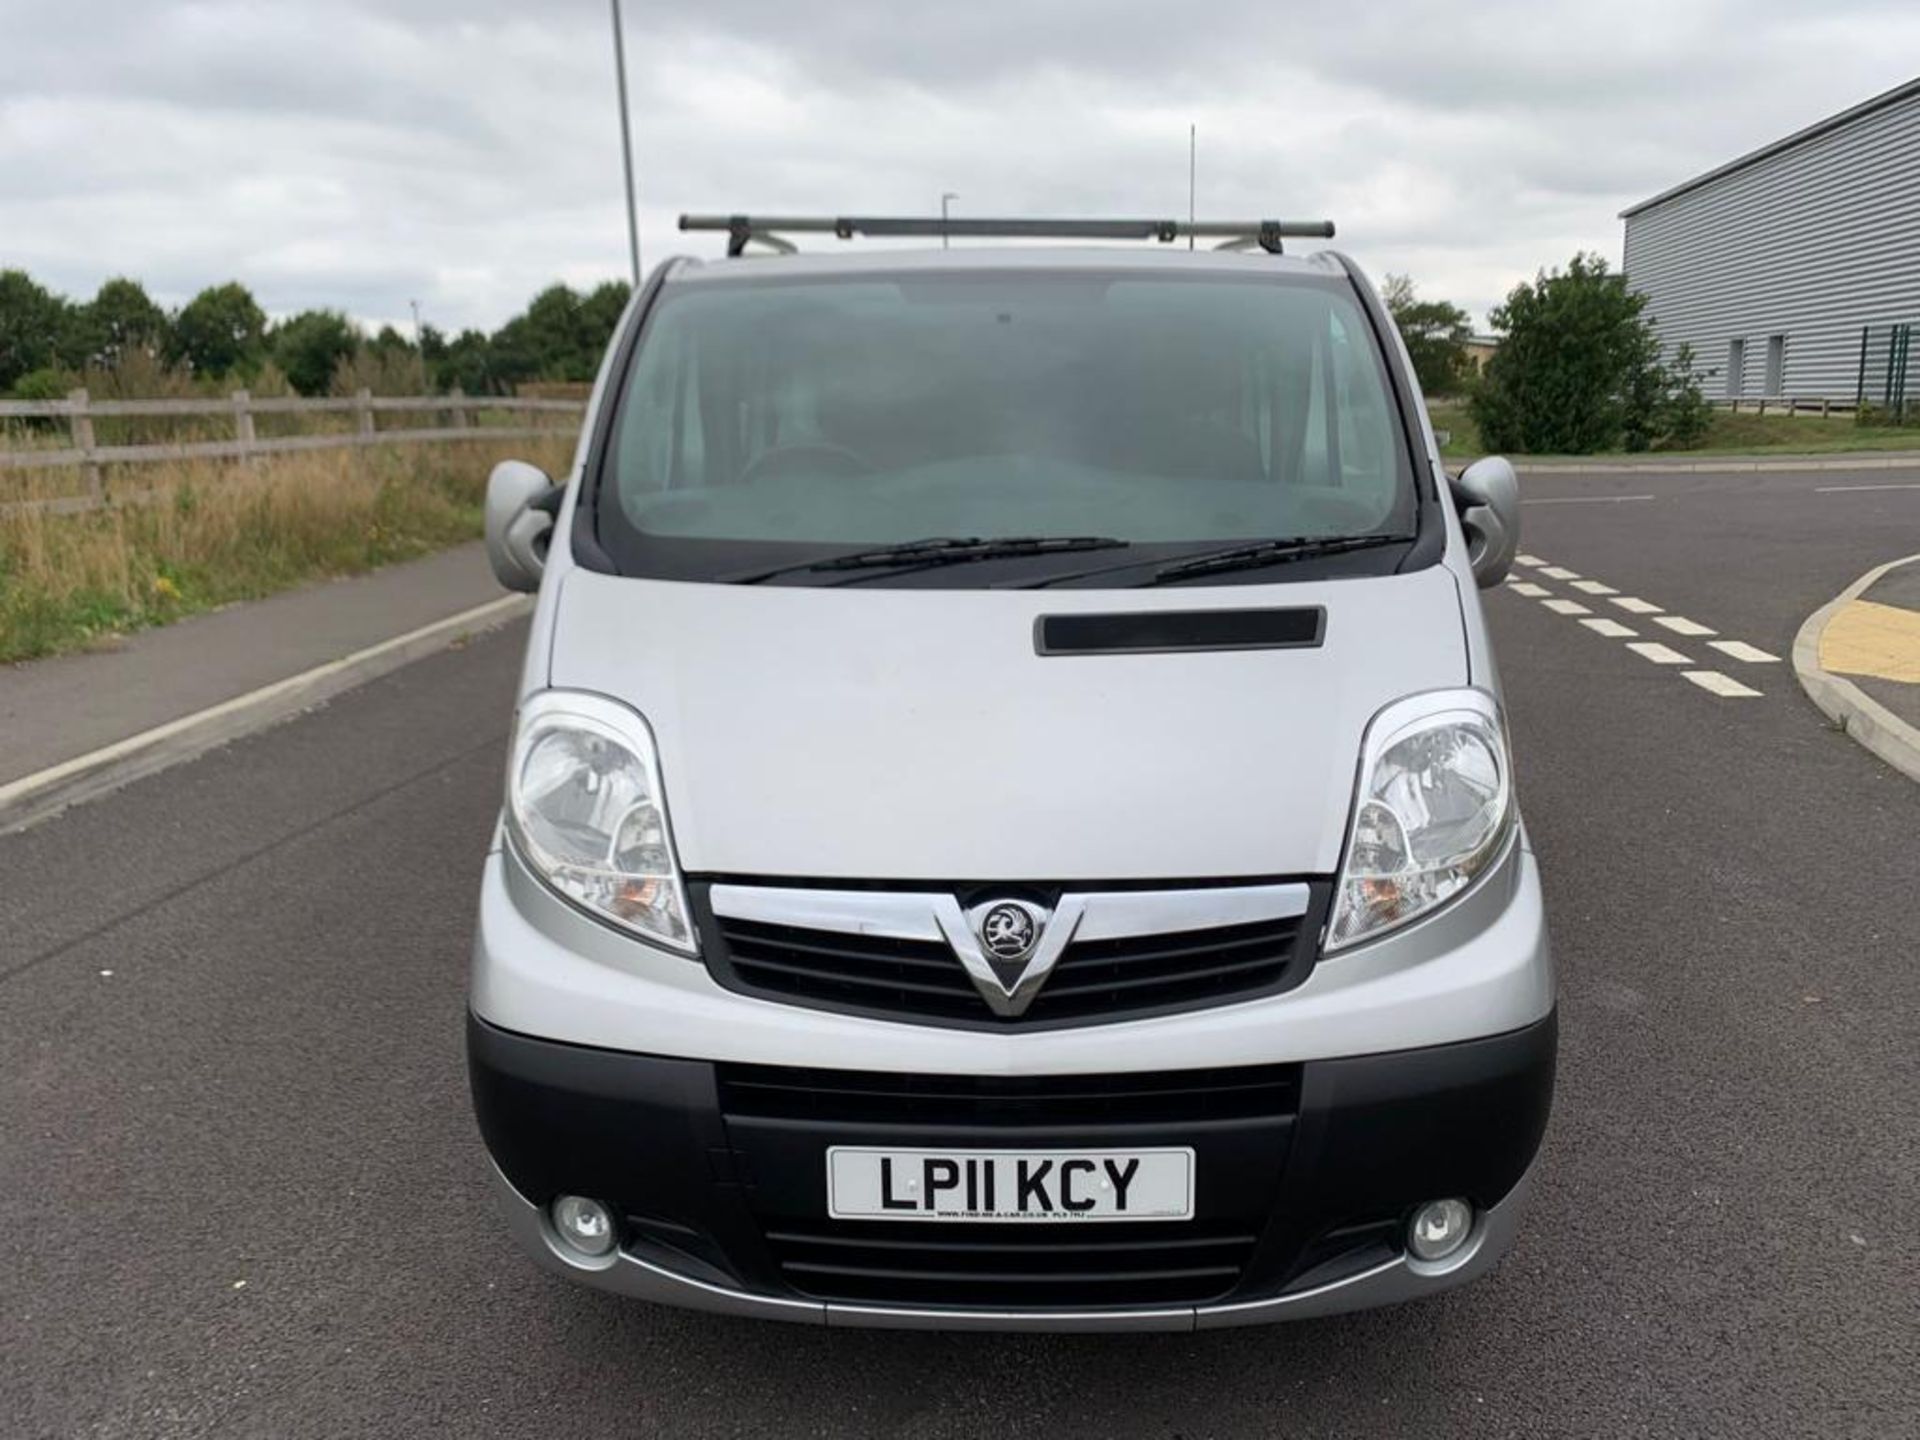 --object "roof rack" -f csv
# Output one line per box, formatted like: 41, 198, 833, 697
677, 214, 1335, 258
